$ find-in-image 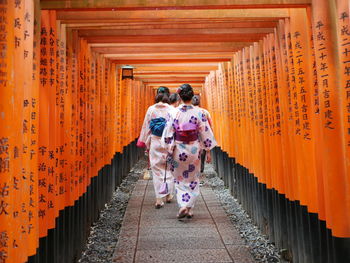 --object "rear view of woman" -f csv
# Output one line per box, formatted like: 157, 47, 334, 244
137, 87, 174, 208
162, 84, 217, 218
